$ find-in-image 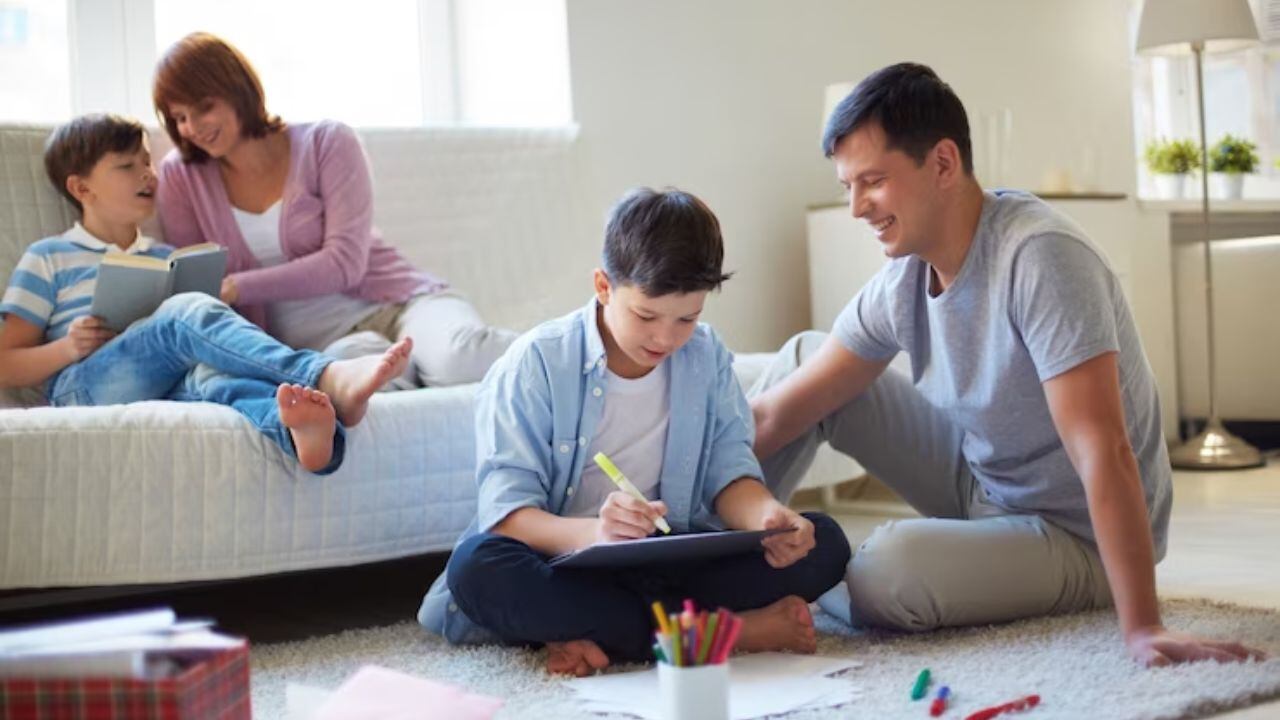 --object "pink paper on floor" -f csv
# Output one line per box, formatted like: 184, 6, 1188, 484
313, 665, 503, 720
